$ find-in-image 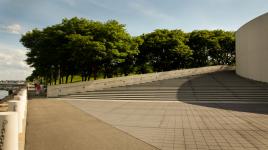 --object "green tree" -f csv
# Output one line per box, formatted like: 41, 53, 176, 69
188, 30, 235, 66
21, 17, 140, 83
21, 17, 235, 85
100, 20, 139, 78
138, 29, 192, 72
188, 30, 212, 67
